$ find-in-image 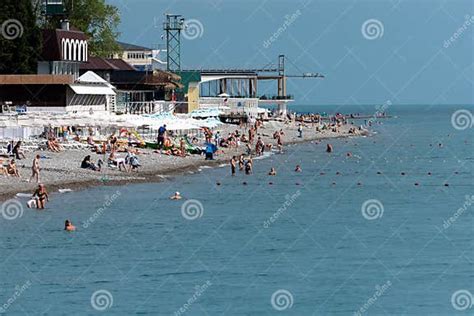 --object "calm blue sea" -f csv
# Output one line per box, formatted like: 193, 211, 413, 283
0, 104, 473, 315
